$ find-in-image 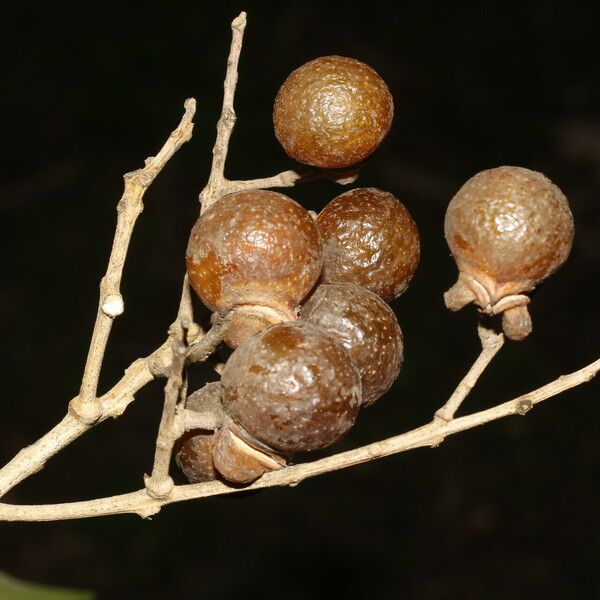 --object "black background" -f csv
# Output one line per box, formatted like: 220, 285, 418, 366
1, 1, 599, 598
